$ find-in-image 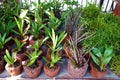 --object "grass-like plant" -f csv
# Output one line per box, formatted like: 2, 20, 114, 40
90, 46, 113, 71
0, 33, 11, 49
4, 50, 15, 65
13, 9, 30, 37
26, 50, 42, 67
14, 38, 26, 52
